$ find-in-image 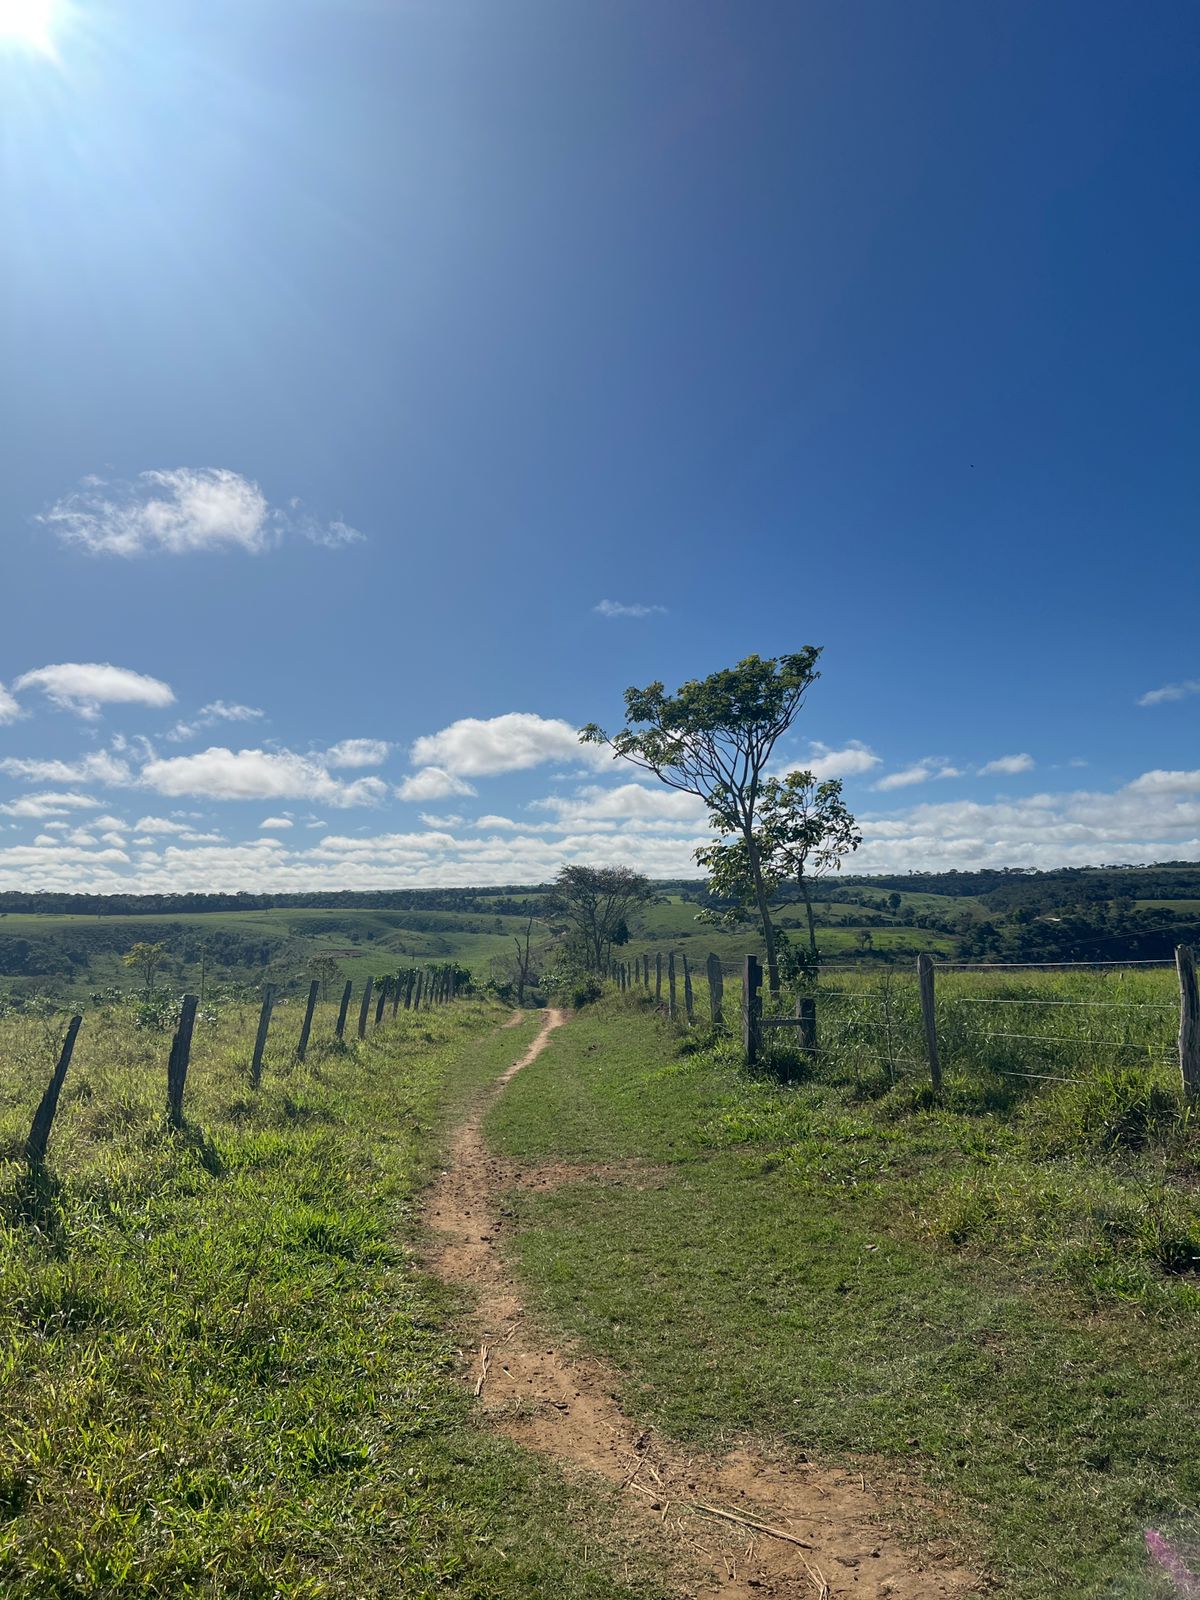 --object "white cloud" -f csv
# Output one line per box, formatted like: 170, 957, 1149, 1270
979, 752, 1034, 776
593, 599, 667, 619
140, 747, 390, 807
395, 766, 477, 802
0, 791, 103, 818
325, 738, 391, 768
534, 783, 708, 830
14, 663, 175, 720
1138, 680, 1200, 708
134, 816, 194, 835
1126, 769, 1200, 796
419, 812, 464, 828
9, 763, 1200, 891
260, 816, 293, 829
41, 469, 366, 558
0, 683, 20, 724
410, 712, 596, 777
0, 749, 132, 785
780, 741, 881, 781
167, 700, 265, 743
874, 760, 960, 792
